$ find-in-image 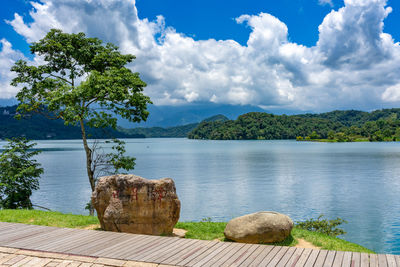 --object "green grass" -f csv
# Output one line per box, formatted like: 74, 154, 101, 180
0, 210, 374, 253
0, 209, 99, 229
